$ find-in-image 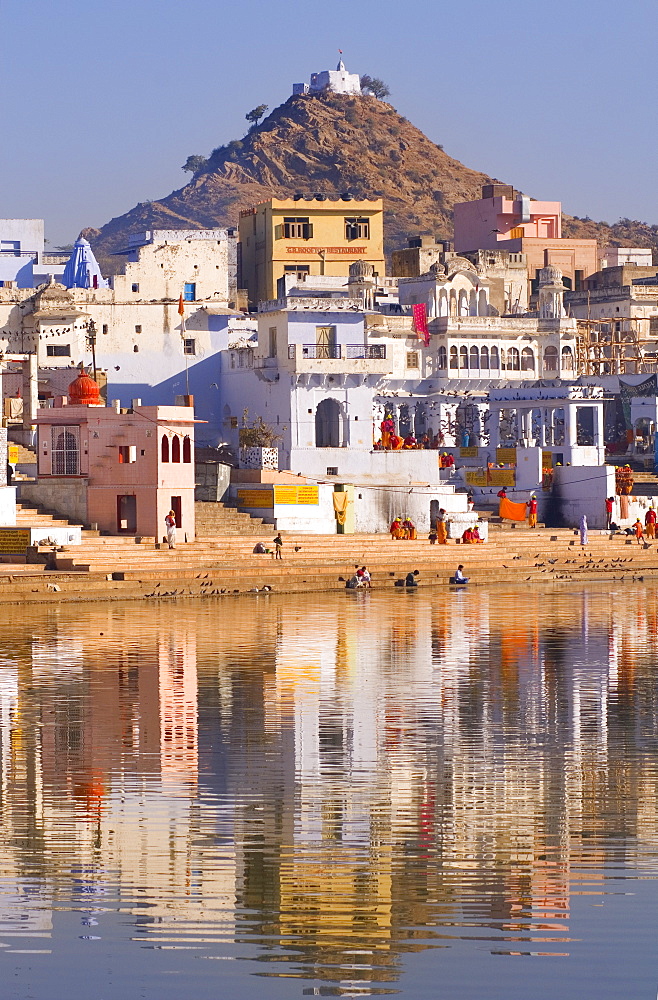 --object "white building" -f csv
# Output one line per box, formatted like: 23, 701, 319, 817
293, 59, 361, 97
600, 246, 653, 269
0, 219, 65, 288
219, 263, 582, 477
0, 230, 248, 447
